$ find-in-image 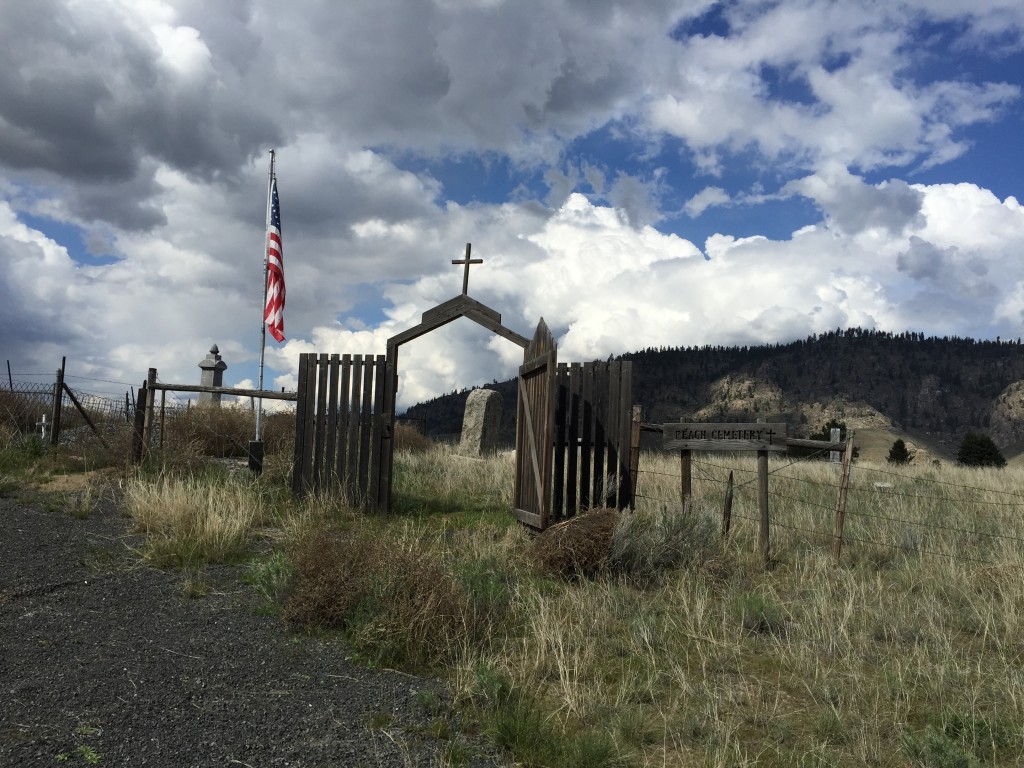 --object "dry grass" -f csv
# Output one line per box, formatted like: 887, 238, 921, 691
462, 452, 1024, 767
123, 474, 270, 565
157, 405, 294, 458
115, 442, 1024, 766
284, 521, 518, 670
